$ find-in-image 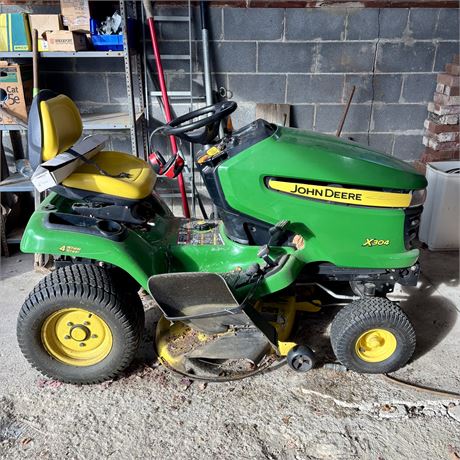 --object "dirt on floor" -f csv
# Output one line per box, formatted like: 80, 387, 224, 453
0, 250, 459, 459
